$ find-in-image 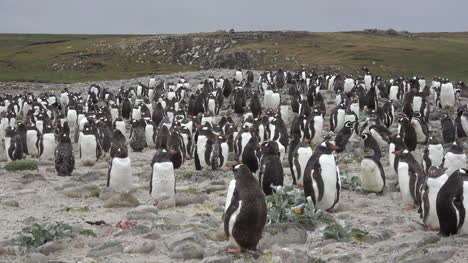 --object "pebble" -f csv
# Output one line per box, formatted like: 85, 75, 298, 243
103, 193, 140, 208
169, 241, 204, 260
23, 252, 49, 263
86, 241, 123, 258
62, 184, 101, 198
19, 173, 46, 184
175, 193, 208, 206
37, 240, 65, 255
123, 241, 155, 254
2, 200, 19, 207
